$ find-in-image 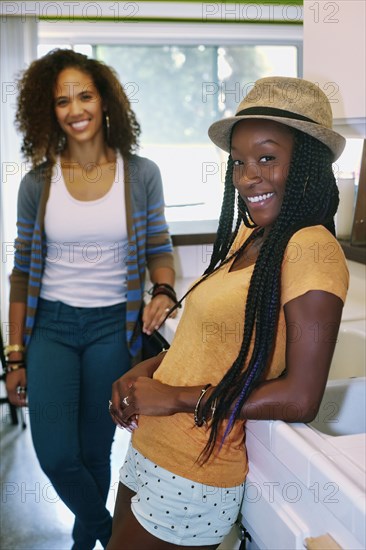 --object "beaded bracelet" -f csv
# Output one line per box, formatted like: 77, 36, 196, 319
194, 384, 212, 427
153, 283, 175, 294
150, 283, 180, 305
